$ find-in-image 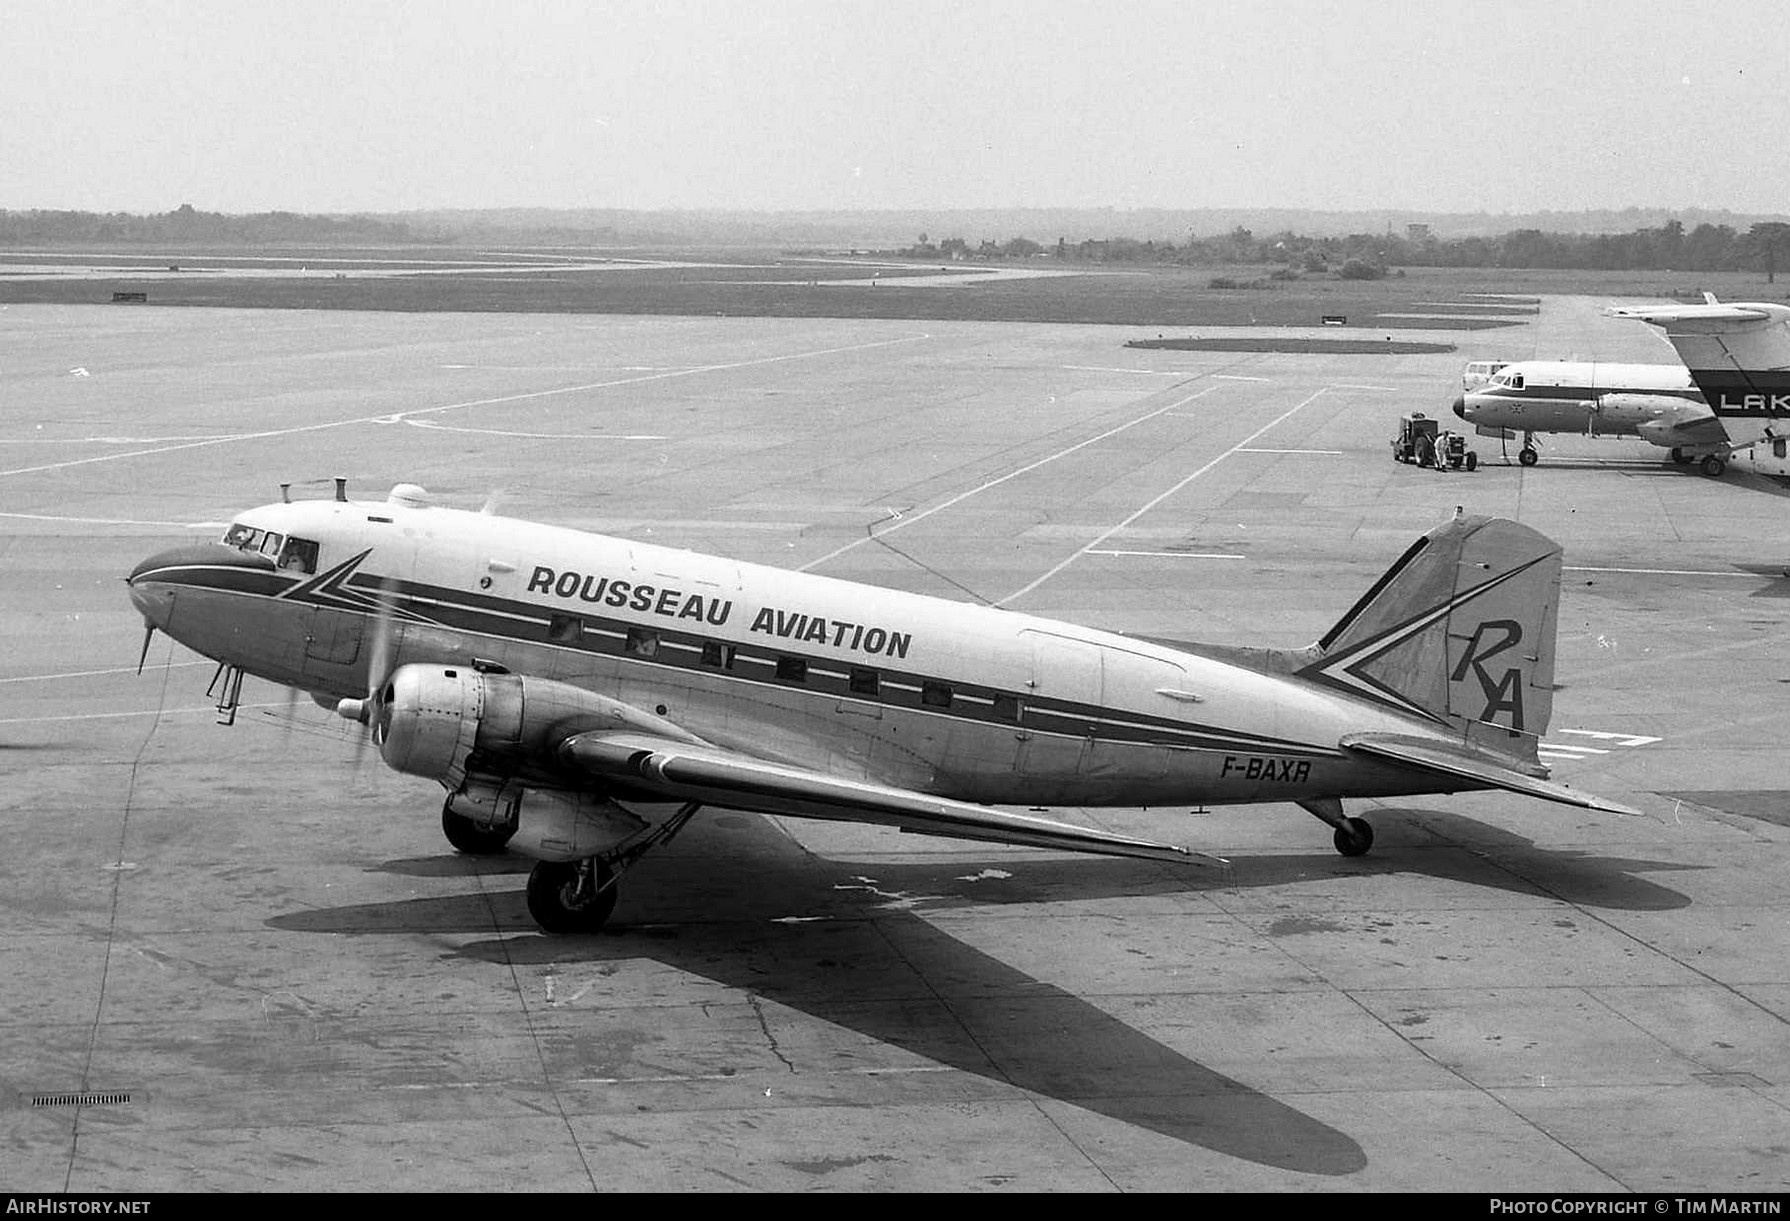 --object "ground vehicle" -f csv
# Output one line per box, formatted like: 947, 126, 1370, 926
1392, 412, 1477, 470
1462, 360, 1510, 391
